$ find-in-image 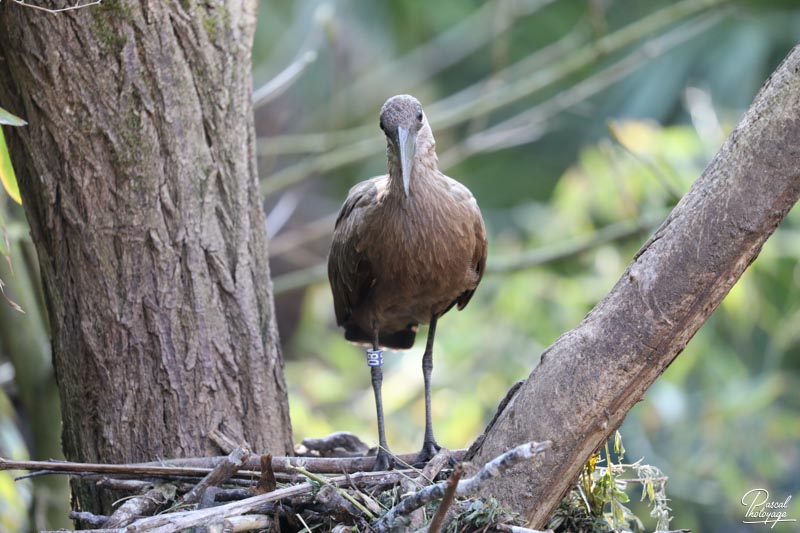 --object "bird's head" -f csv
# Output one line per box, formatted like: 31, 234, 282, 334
379, 94, 431, 197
